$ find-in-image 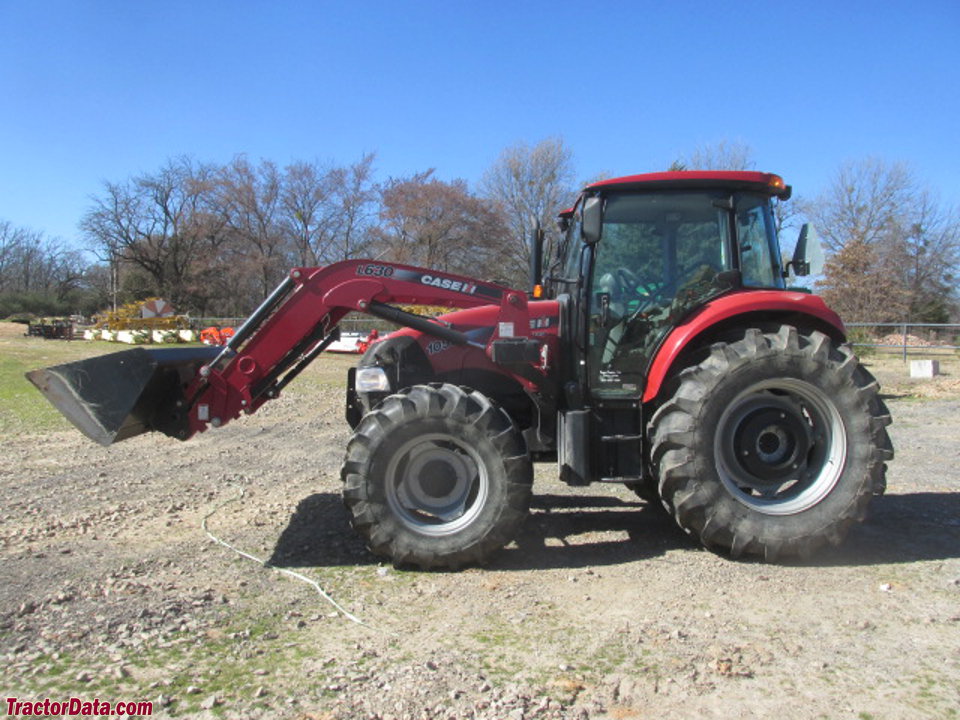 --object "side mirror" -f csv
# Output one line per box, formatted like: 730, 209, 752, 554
582, 196, 603, 245
787, 223, 825, 277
